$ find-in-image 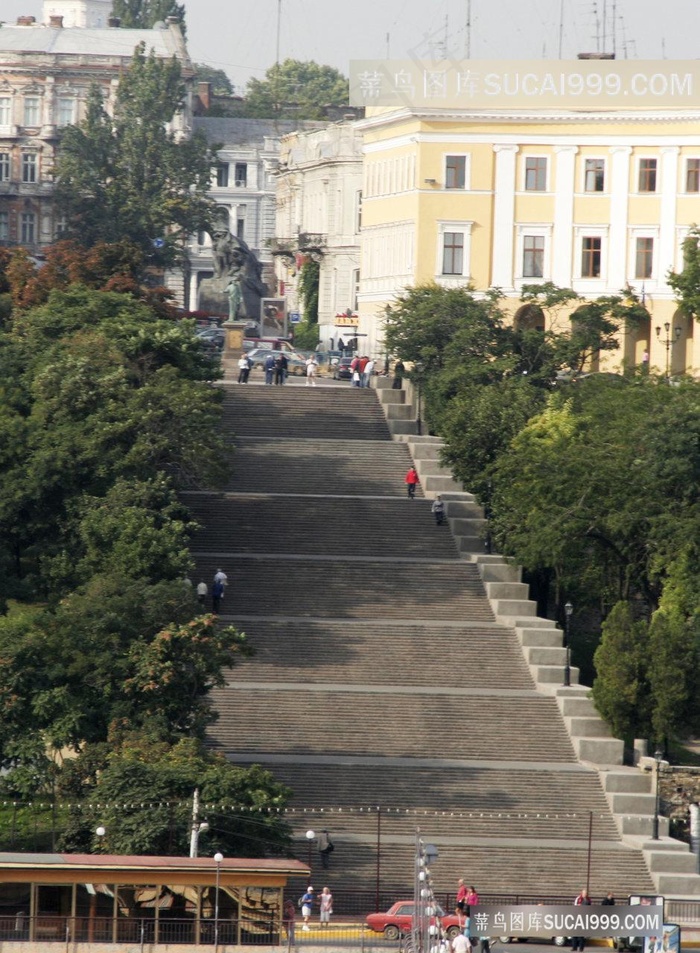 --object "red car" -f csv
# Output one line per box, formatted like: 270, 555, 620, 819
366, 901, 463, 941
